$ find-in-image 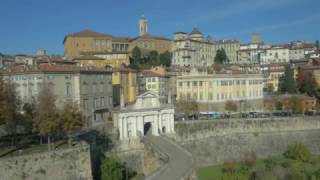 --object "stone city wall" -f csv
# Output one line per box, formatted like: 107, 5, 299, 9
0, 142, 92, 180
172, 117, 320, 167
